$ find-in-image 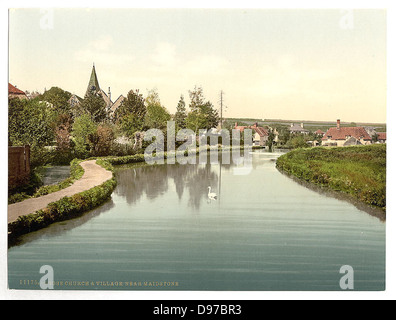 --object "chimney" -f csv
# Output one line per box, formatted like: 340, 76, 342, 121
337, 119, 341, 130
108, 87, 111, 102
301, 123, 304, 128
235, 122, 238, 128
